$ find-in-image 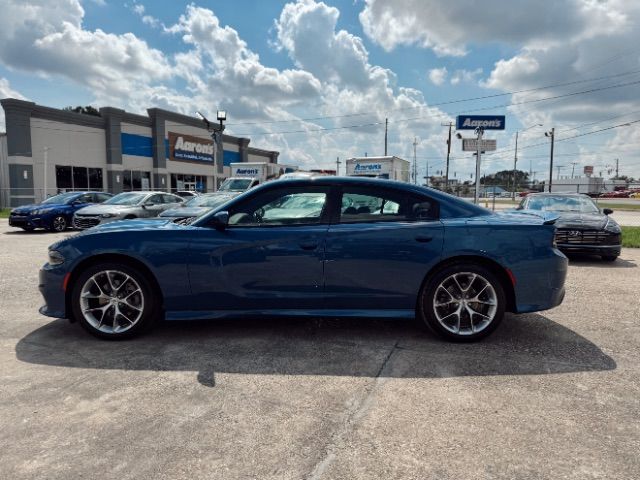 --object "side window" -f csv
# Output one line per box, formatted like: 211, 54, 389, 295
228, 187, 328, 227
147, 194, 163, 205
96, 193, 112, 203
77, 194, 94, 203
408, 195, 438, 220
161, 194, 180, 203
340, 189, 406, 223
